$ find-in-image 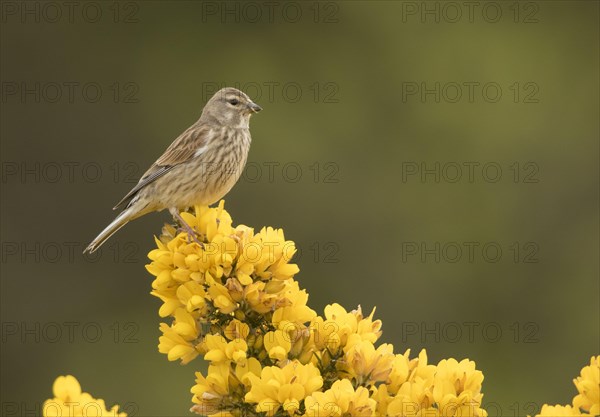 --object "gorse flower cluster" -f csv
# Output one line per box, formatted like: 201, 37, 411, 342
43, 201, 599, 417
43, 375, 126, 417
146, 202, 490, 417
535, 356, 599, 417
148, 201, 307, 367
